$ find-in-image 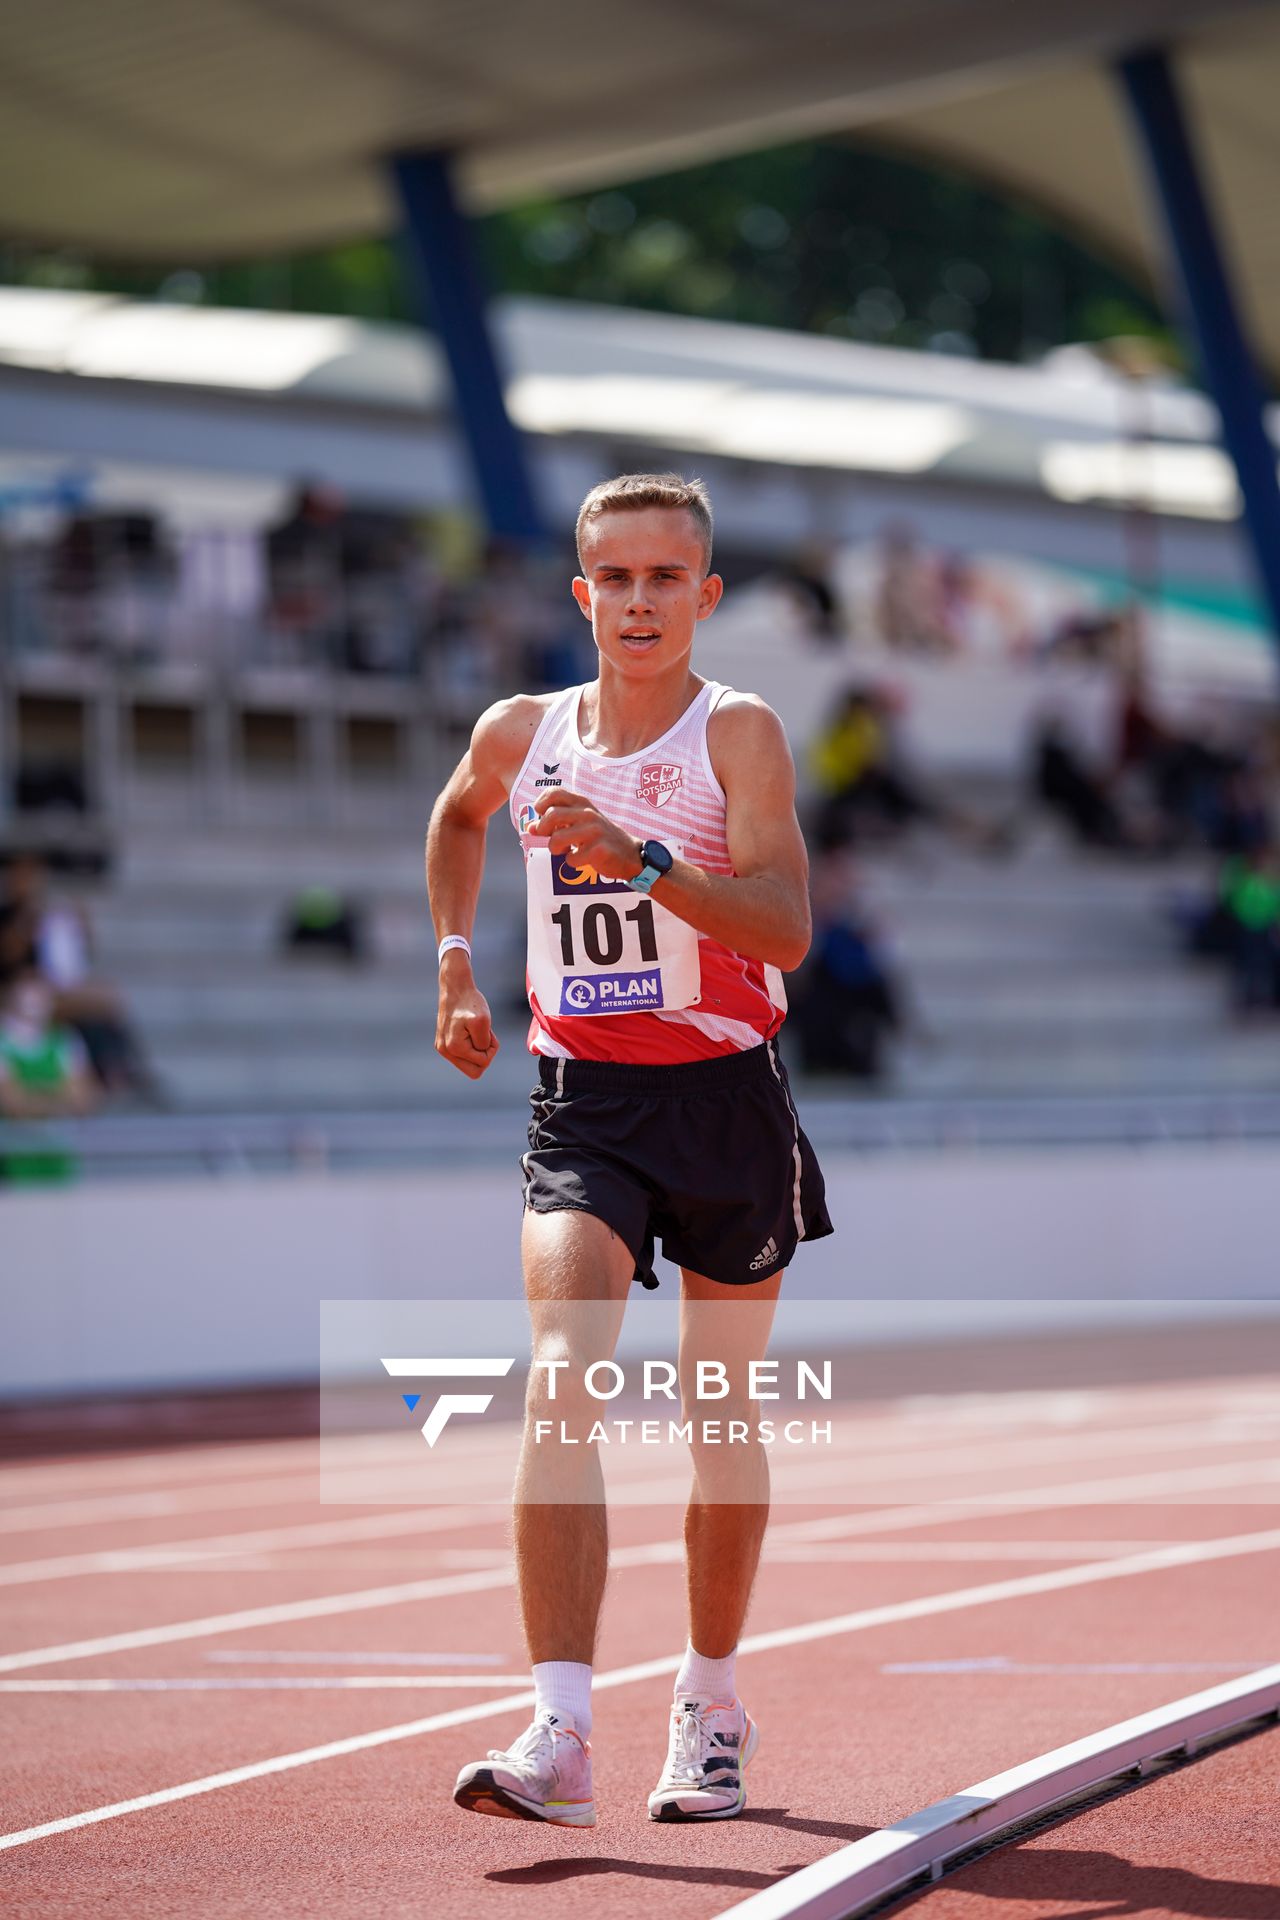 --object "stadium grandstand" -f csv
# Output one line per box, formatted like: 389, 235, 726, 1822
2, 284, 1279, 1147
